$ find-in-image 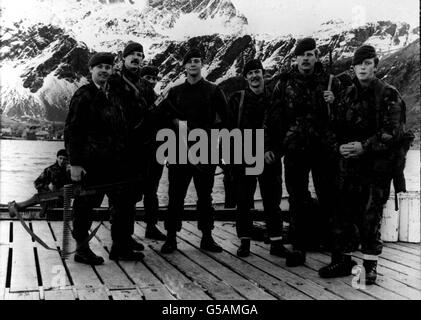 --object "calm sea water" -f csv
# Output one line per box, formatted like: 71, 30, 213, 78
0, 140, 419, 206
